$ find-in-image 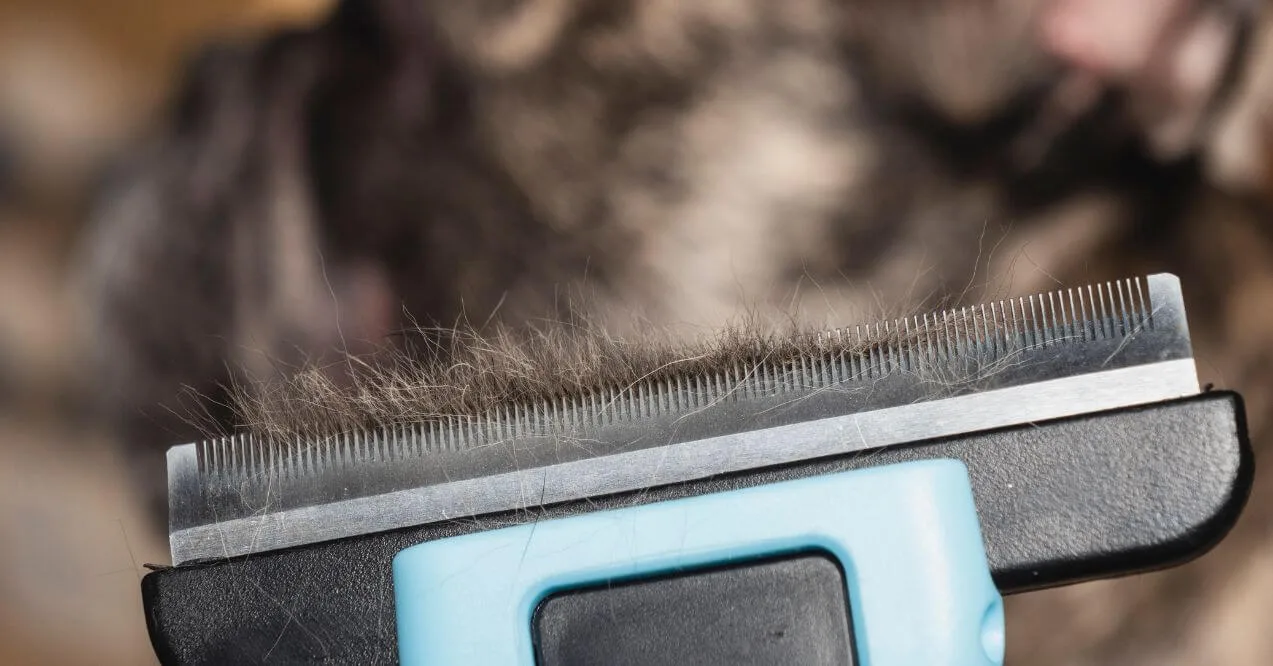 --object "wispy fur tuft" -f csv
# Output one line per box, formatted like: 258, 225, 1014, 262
224, 313, 915, 441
